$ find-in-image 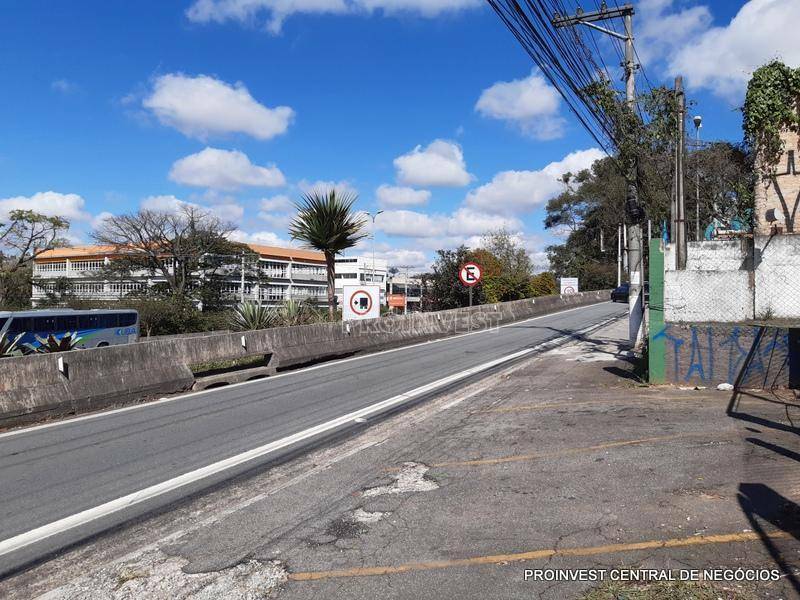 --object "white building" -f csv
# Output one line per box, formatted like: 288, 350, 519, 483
32, 244, 329, 307
334, 255, 388, 307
